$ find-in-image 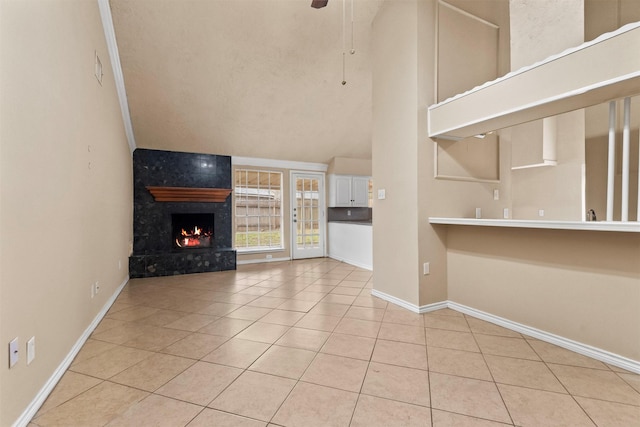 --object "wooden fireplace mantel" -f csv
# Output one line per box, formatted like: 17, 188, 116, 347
146, 186, 233, 203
